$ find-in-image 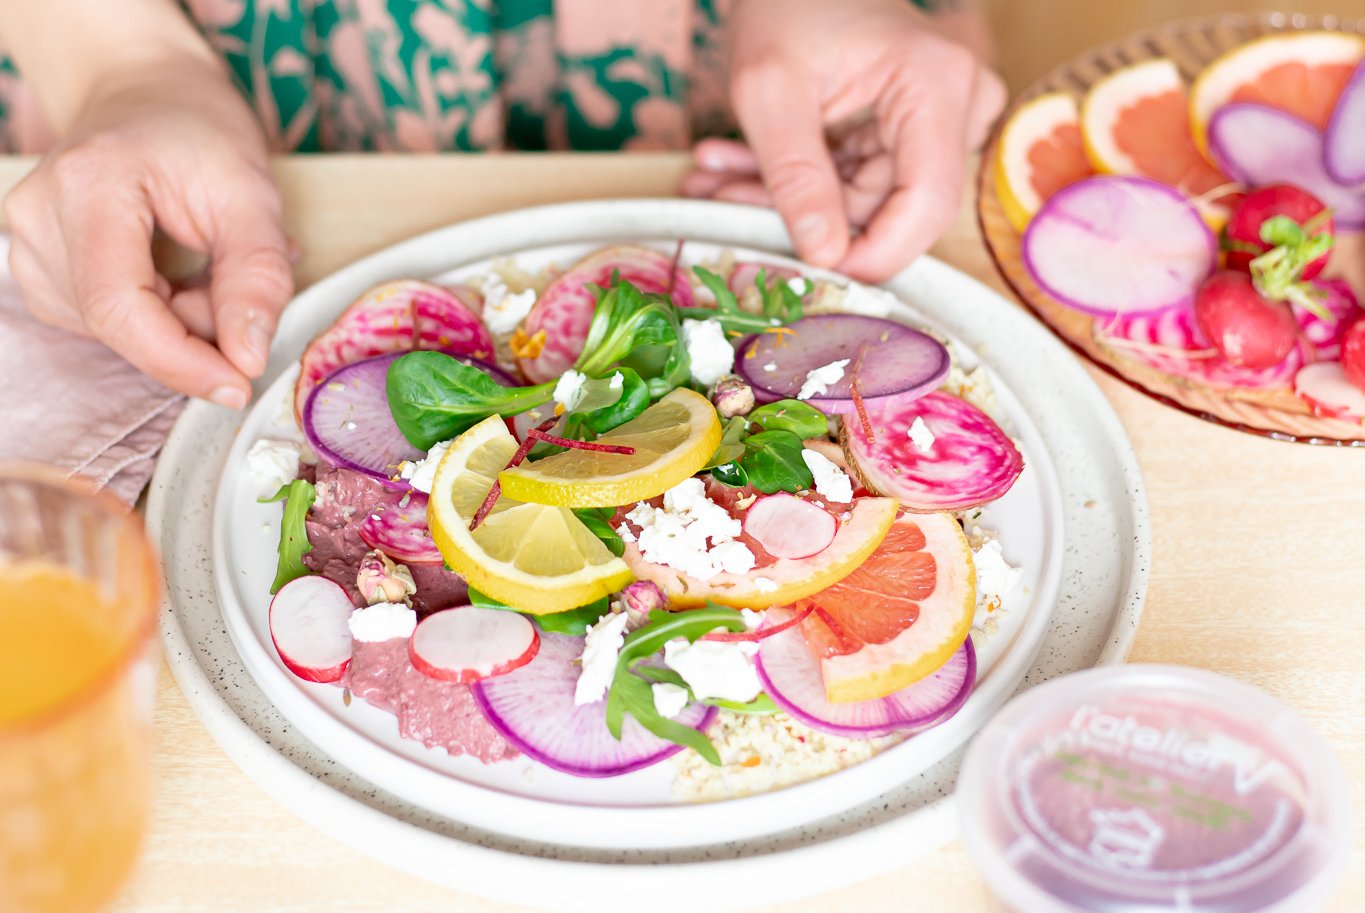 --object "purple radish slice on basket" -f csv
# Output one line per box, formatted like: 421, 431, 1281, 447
1324, 60, 1365, 187
269, 575, 354, 684
357, 491, 442, 564
1207, 103, 1365, 230
294, 280, 492, 420
756, 608, 975, 738
409, 606, 539, 683
840, 391, 1023, 512
472, 632, 717, 777
1021, 175, 1217, 318
736, 314, 950, 414
1294, 362, 1365, 420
